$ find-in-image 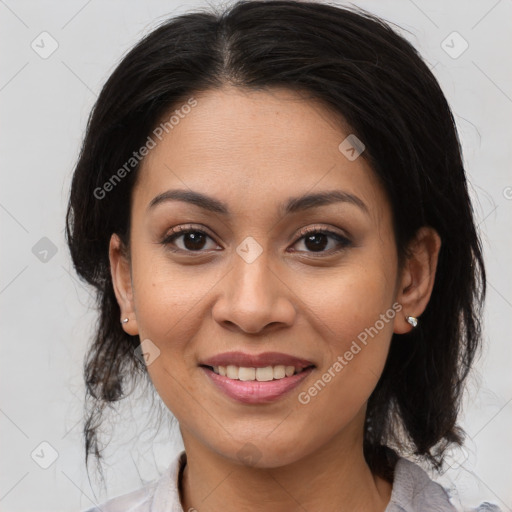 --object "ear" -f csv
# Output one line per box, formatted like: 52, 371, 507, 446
109, 233, 139, 336
394, 226, 441, 334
